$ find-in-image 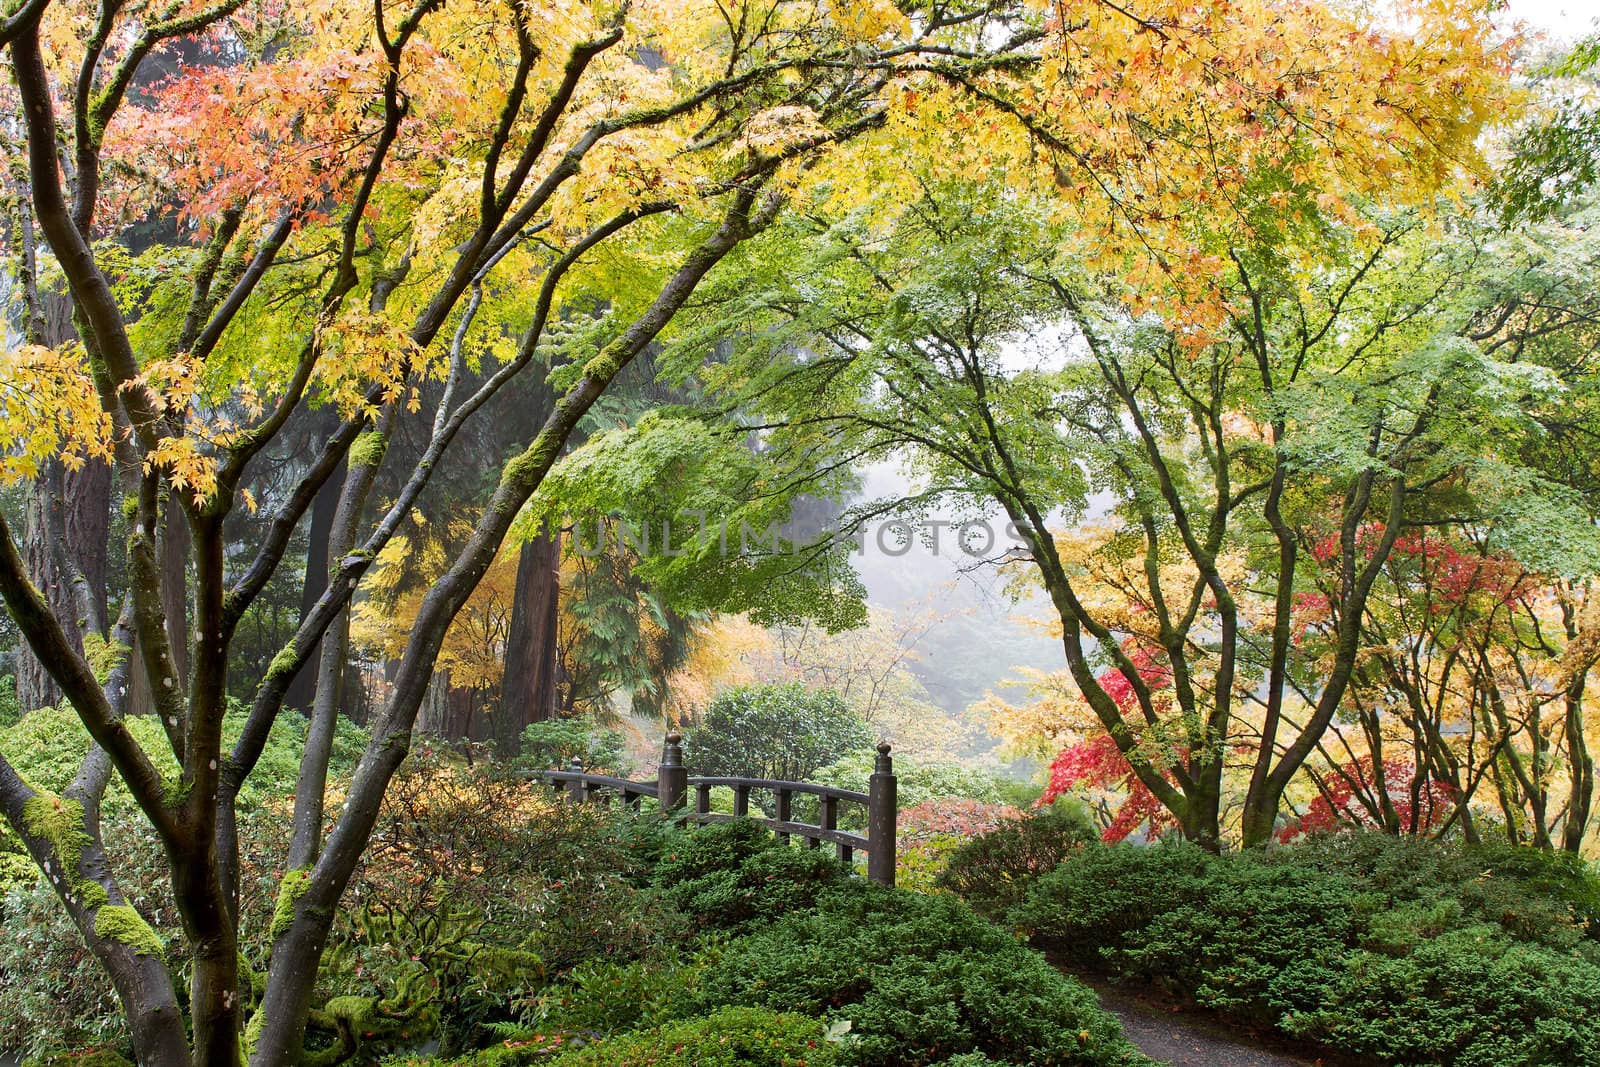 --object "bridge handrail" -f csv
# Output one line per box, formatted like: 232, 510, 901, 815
685, 776, 869, 805
534, 732, 897, 886
692, 813, 868, 851
540, 770, 660, 797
